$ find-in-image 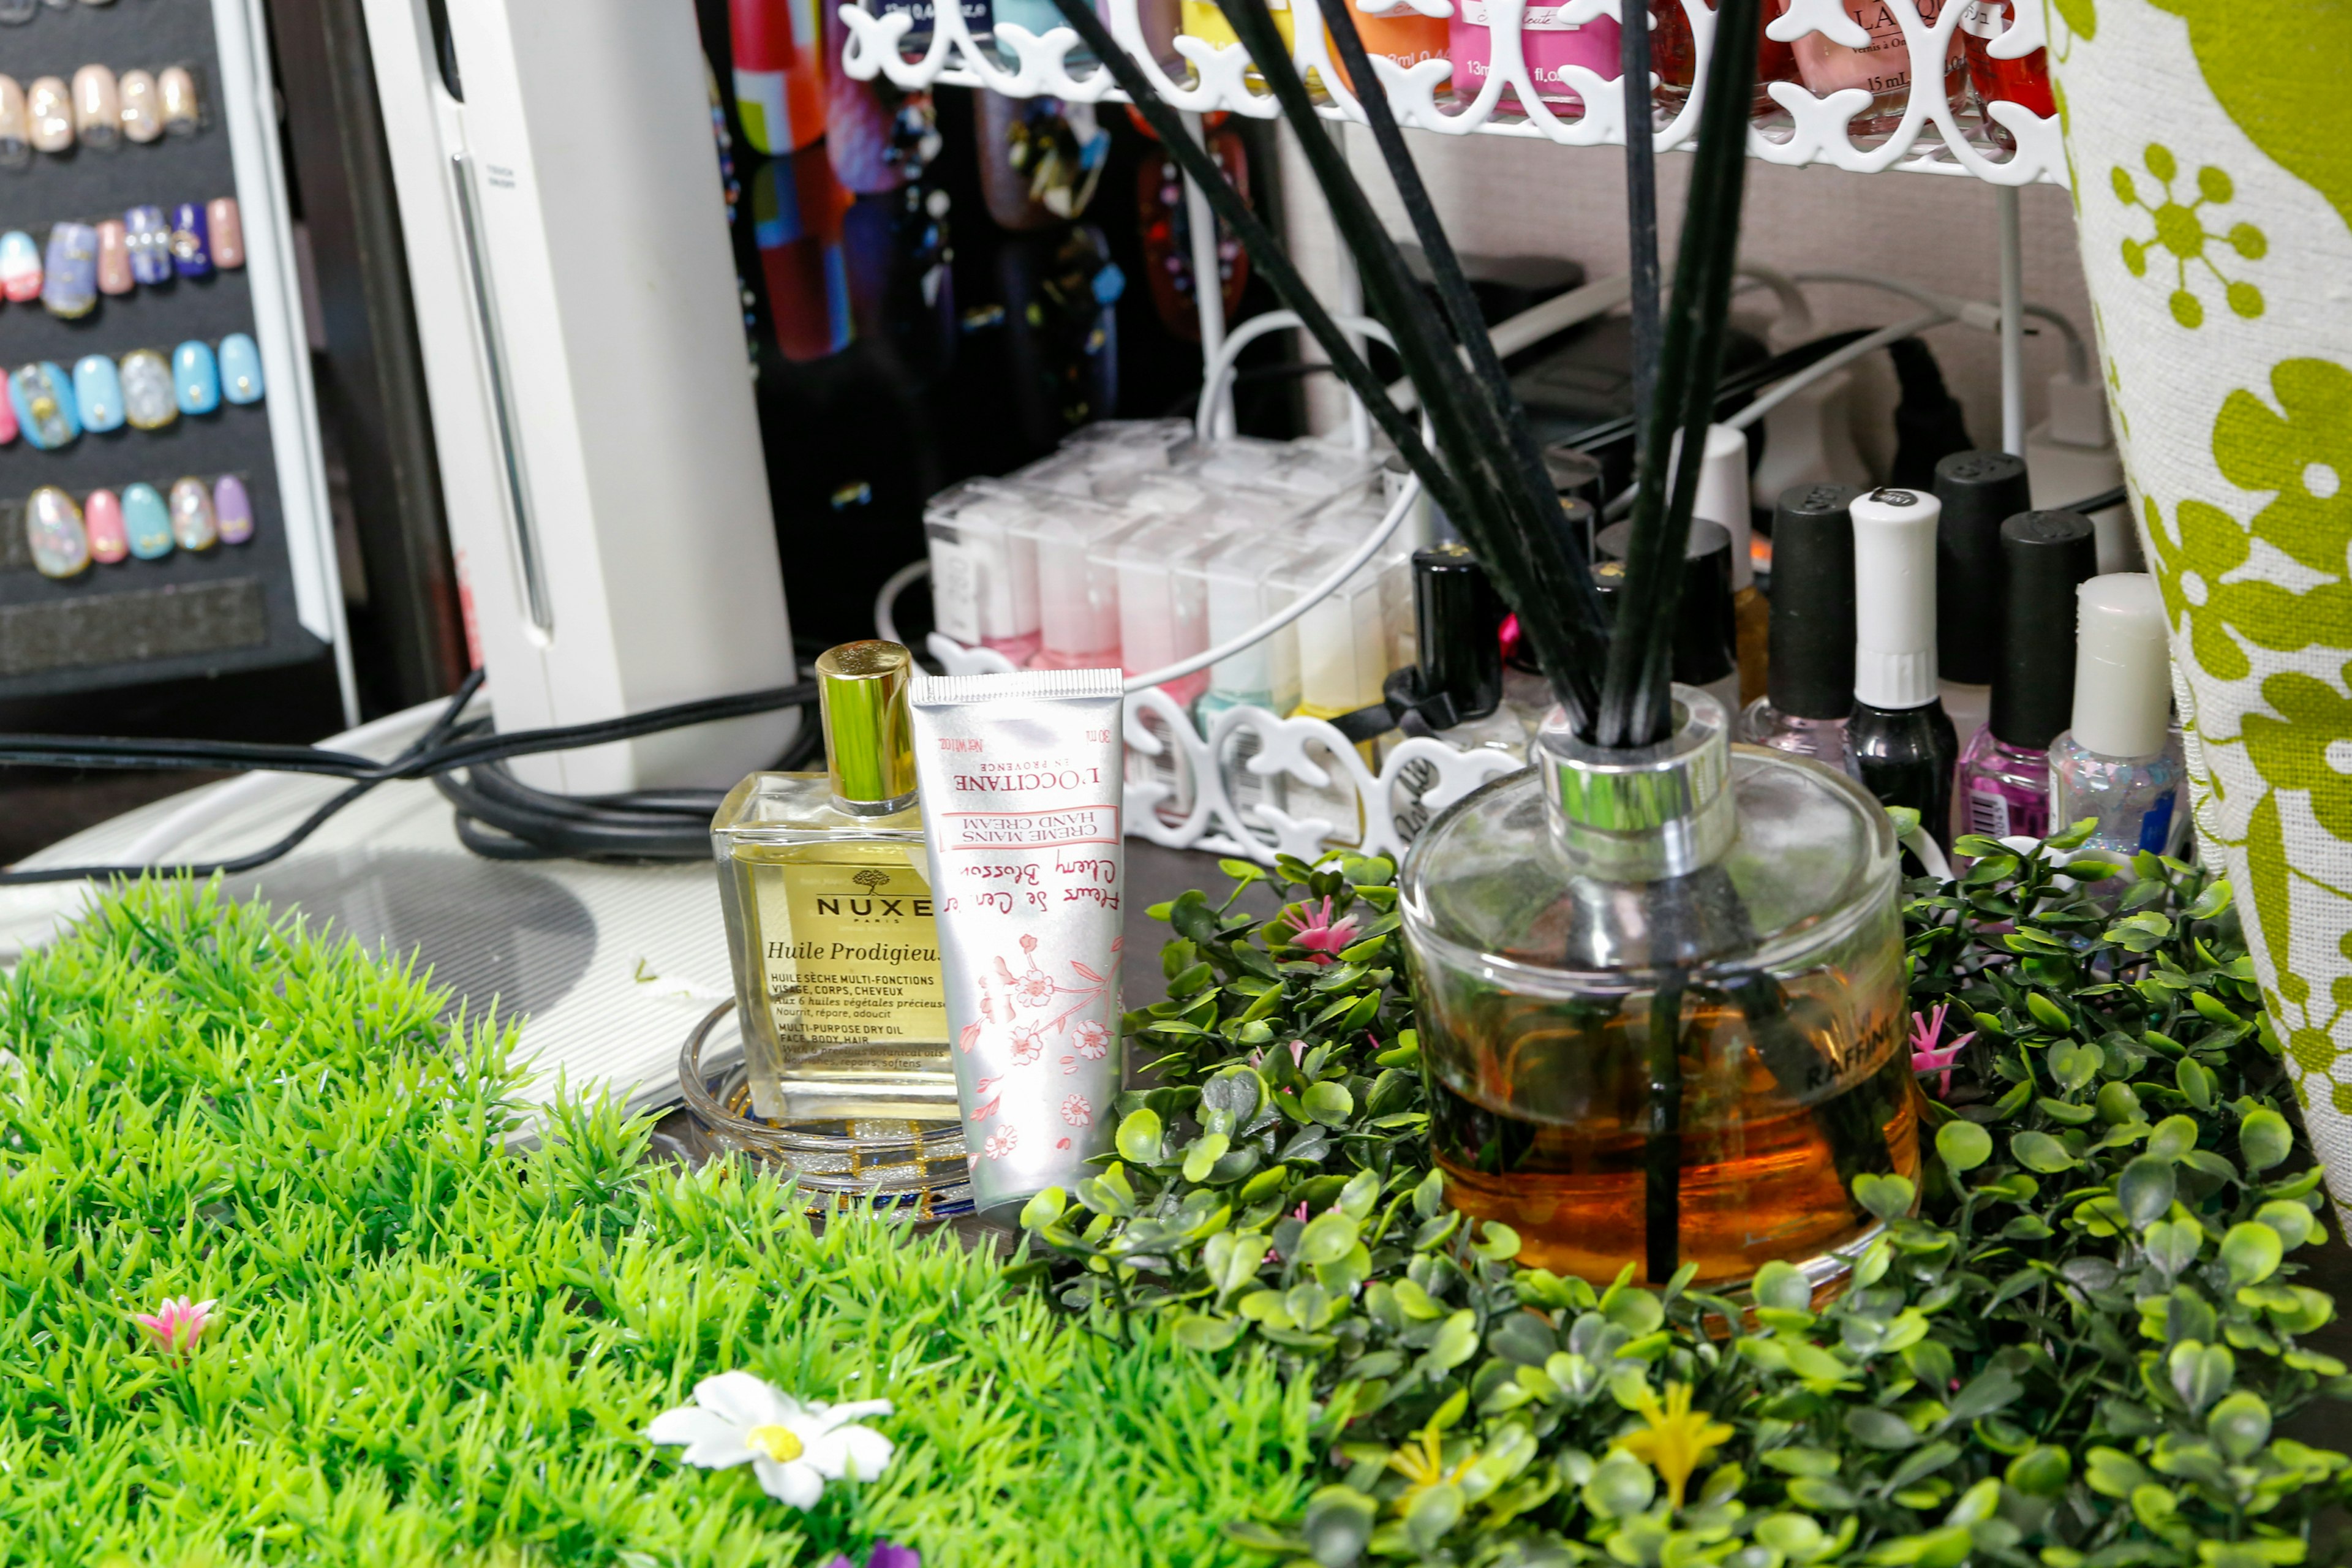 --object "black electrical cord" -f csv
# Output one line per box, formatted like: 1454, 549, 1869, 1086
0, 672, 823, 885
